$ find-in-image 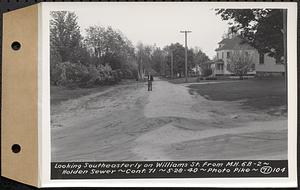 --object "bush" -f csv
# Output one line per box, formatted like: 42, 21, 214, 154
50, 49, 62, 85
50, 64, 63, 85
121, 69, 134, 79
201, 68, 212, 77
65, 62, 89, 83
111, 70, 121, 83
53, 61, 90, 87
227, 52, 255, 77
197, 76, 217, 81
51, 61, 139, 87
